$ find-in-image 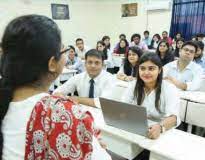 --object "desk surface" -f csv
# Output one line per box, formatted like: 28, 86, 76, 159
179, 91, 205, 104
80, 105, 205, 160
62, 68, 77, 74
